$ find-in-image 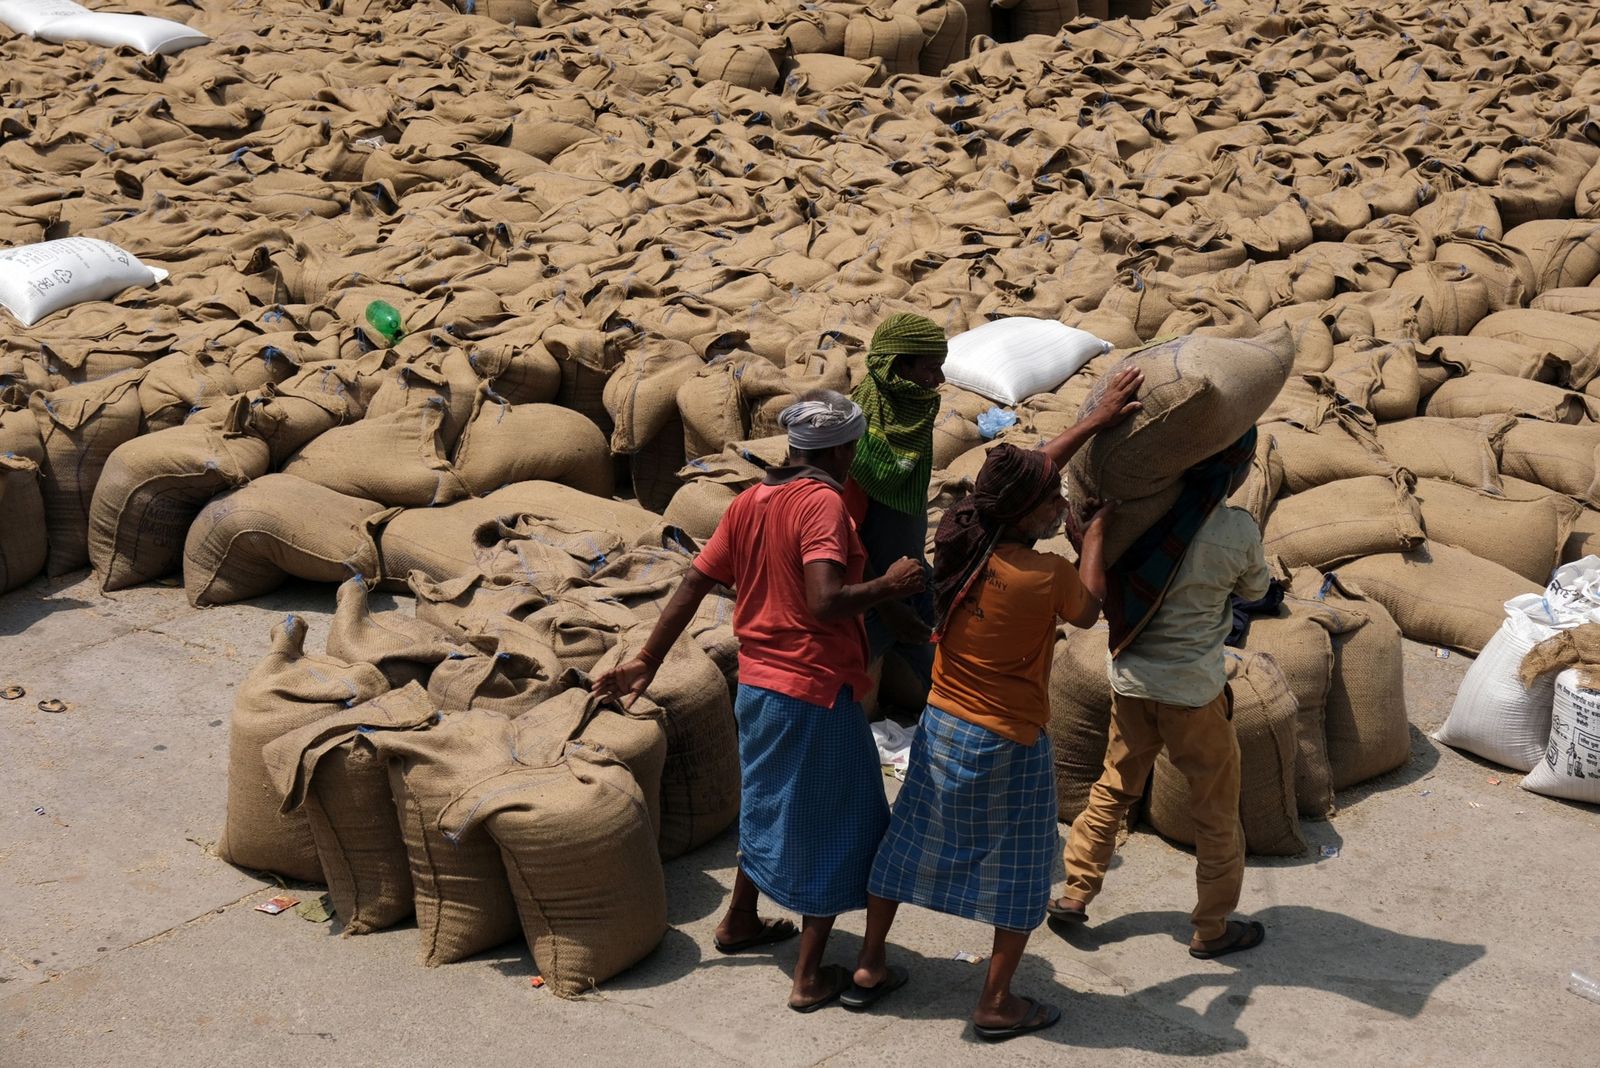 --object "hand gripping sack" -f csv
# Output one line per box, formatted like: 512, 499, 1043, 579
943, 318, 1111, 406
0, 238, 168, 326
263, 683, 439, 934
